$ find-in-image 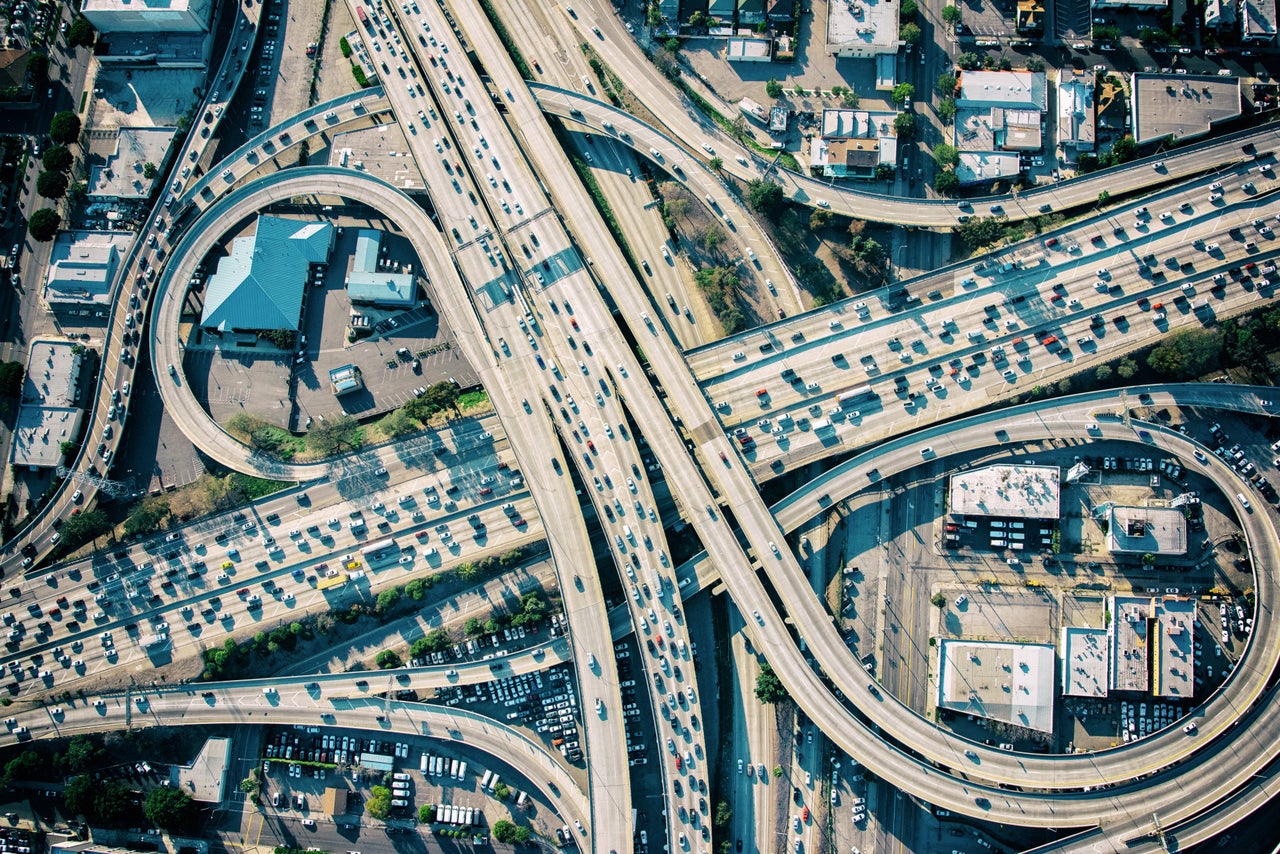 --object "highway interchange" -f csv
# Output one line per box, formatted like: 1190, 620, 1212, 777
6, 0, 1280, 851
